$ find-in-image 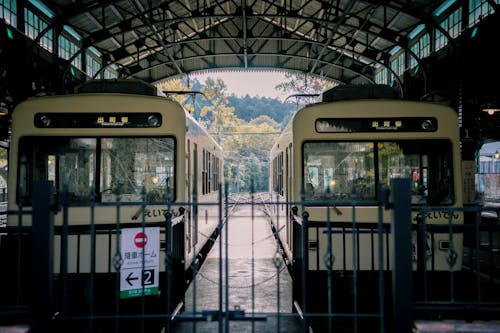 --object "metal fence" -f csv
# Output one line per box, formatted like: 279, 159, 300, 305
1, 180, 500, 333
